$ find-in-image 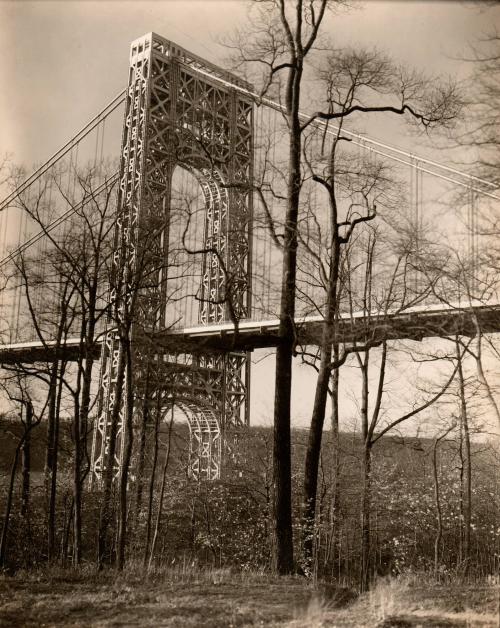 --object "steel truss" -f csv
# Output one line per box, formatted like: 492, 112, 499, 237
90, 32, 253, 484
